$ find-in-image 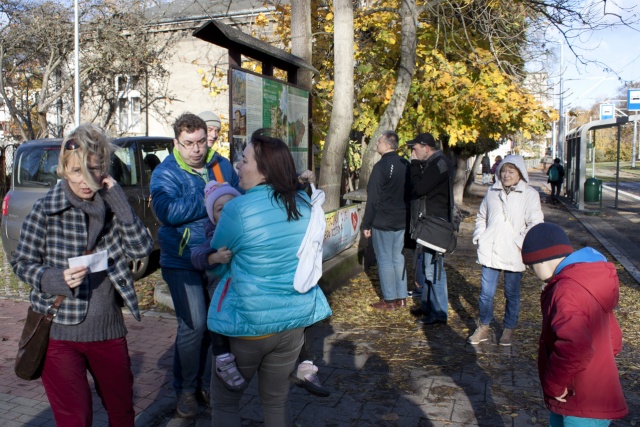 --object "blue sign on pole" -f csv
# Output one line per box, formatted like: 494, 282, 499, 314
600, 104, 615, 120
629, 89, 640, 111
